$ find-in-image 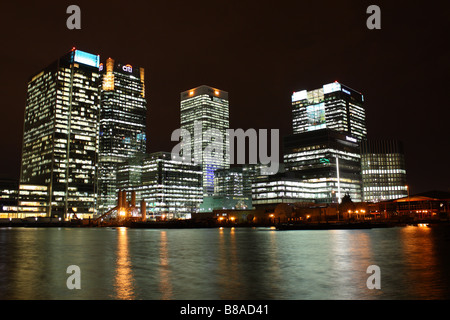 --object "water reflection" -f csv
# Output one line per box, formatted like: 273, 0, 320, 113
217, 227, 241, 298
329, 230, 377, 299
6, 229, 48, 299
114, 227, 135, 299
2, 229, 70, 299
1, 227, 449, 300
265, 229, 283, 297
158, 231, 173, 299
399, 226, 443, 299
215, 227, 284, 299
